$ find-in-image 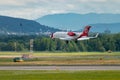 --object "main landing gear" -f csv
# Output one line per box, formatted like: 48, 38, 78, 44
75, 40, 78, 43
65, 40, 78, 44
65, 40, 69, 44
